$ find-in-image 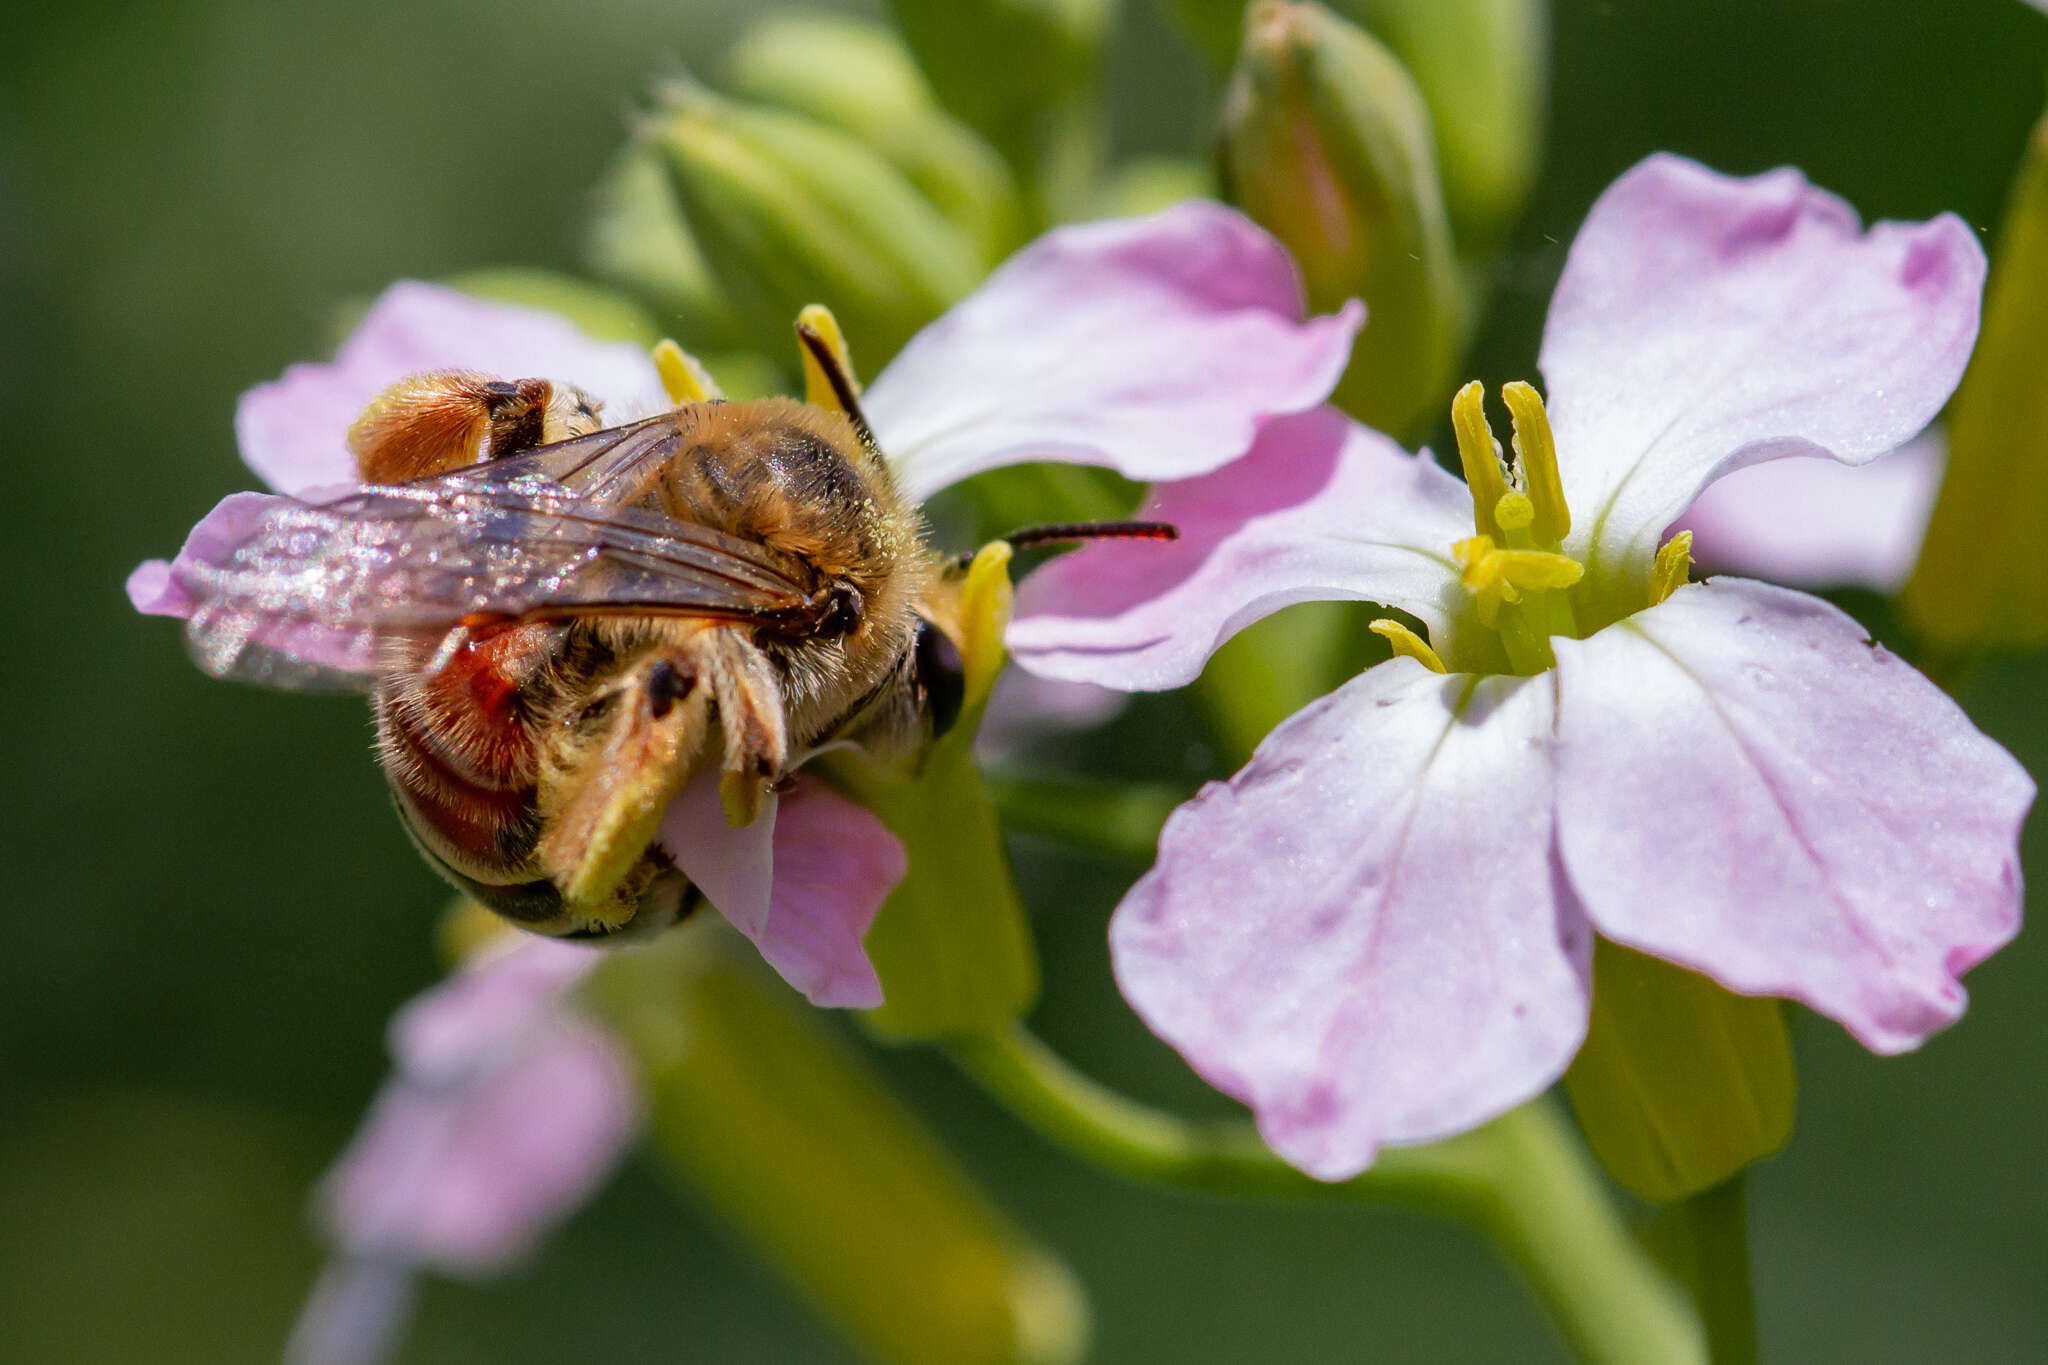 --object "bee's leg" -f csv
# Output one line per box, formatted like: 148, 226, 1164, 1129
700, 632, 789, 827
538, 651, 713, 928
